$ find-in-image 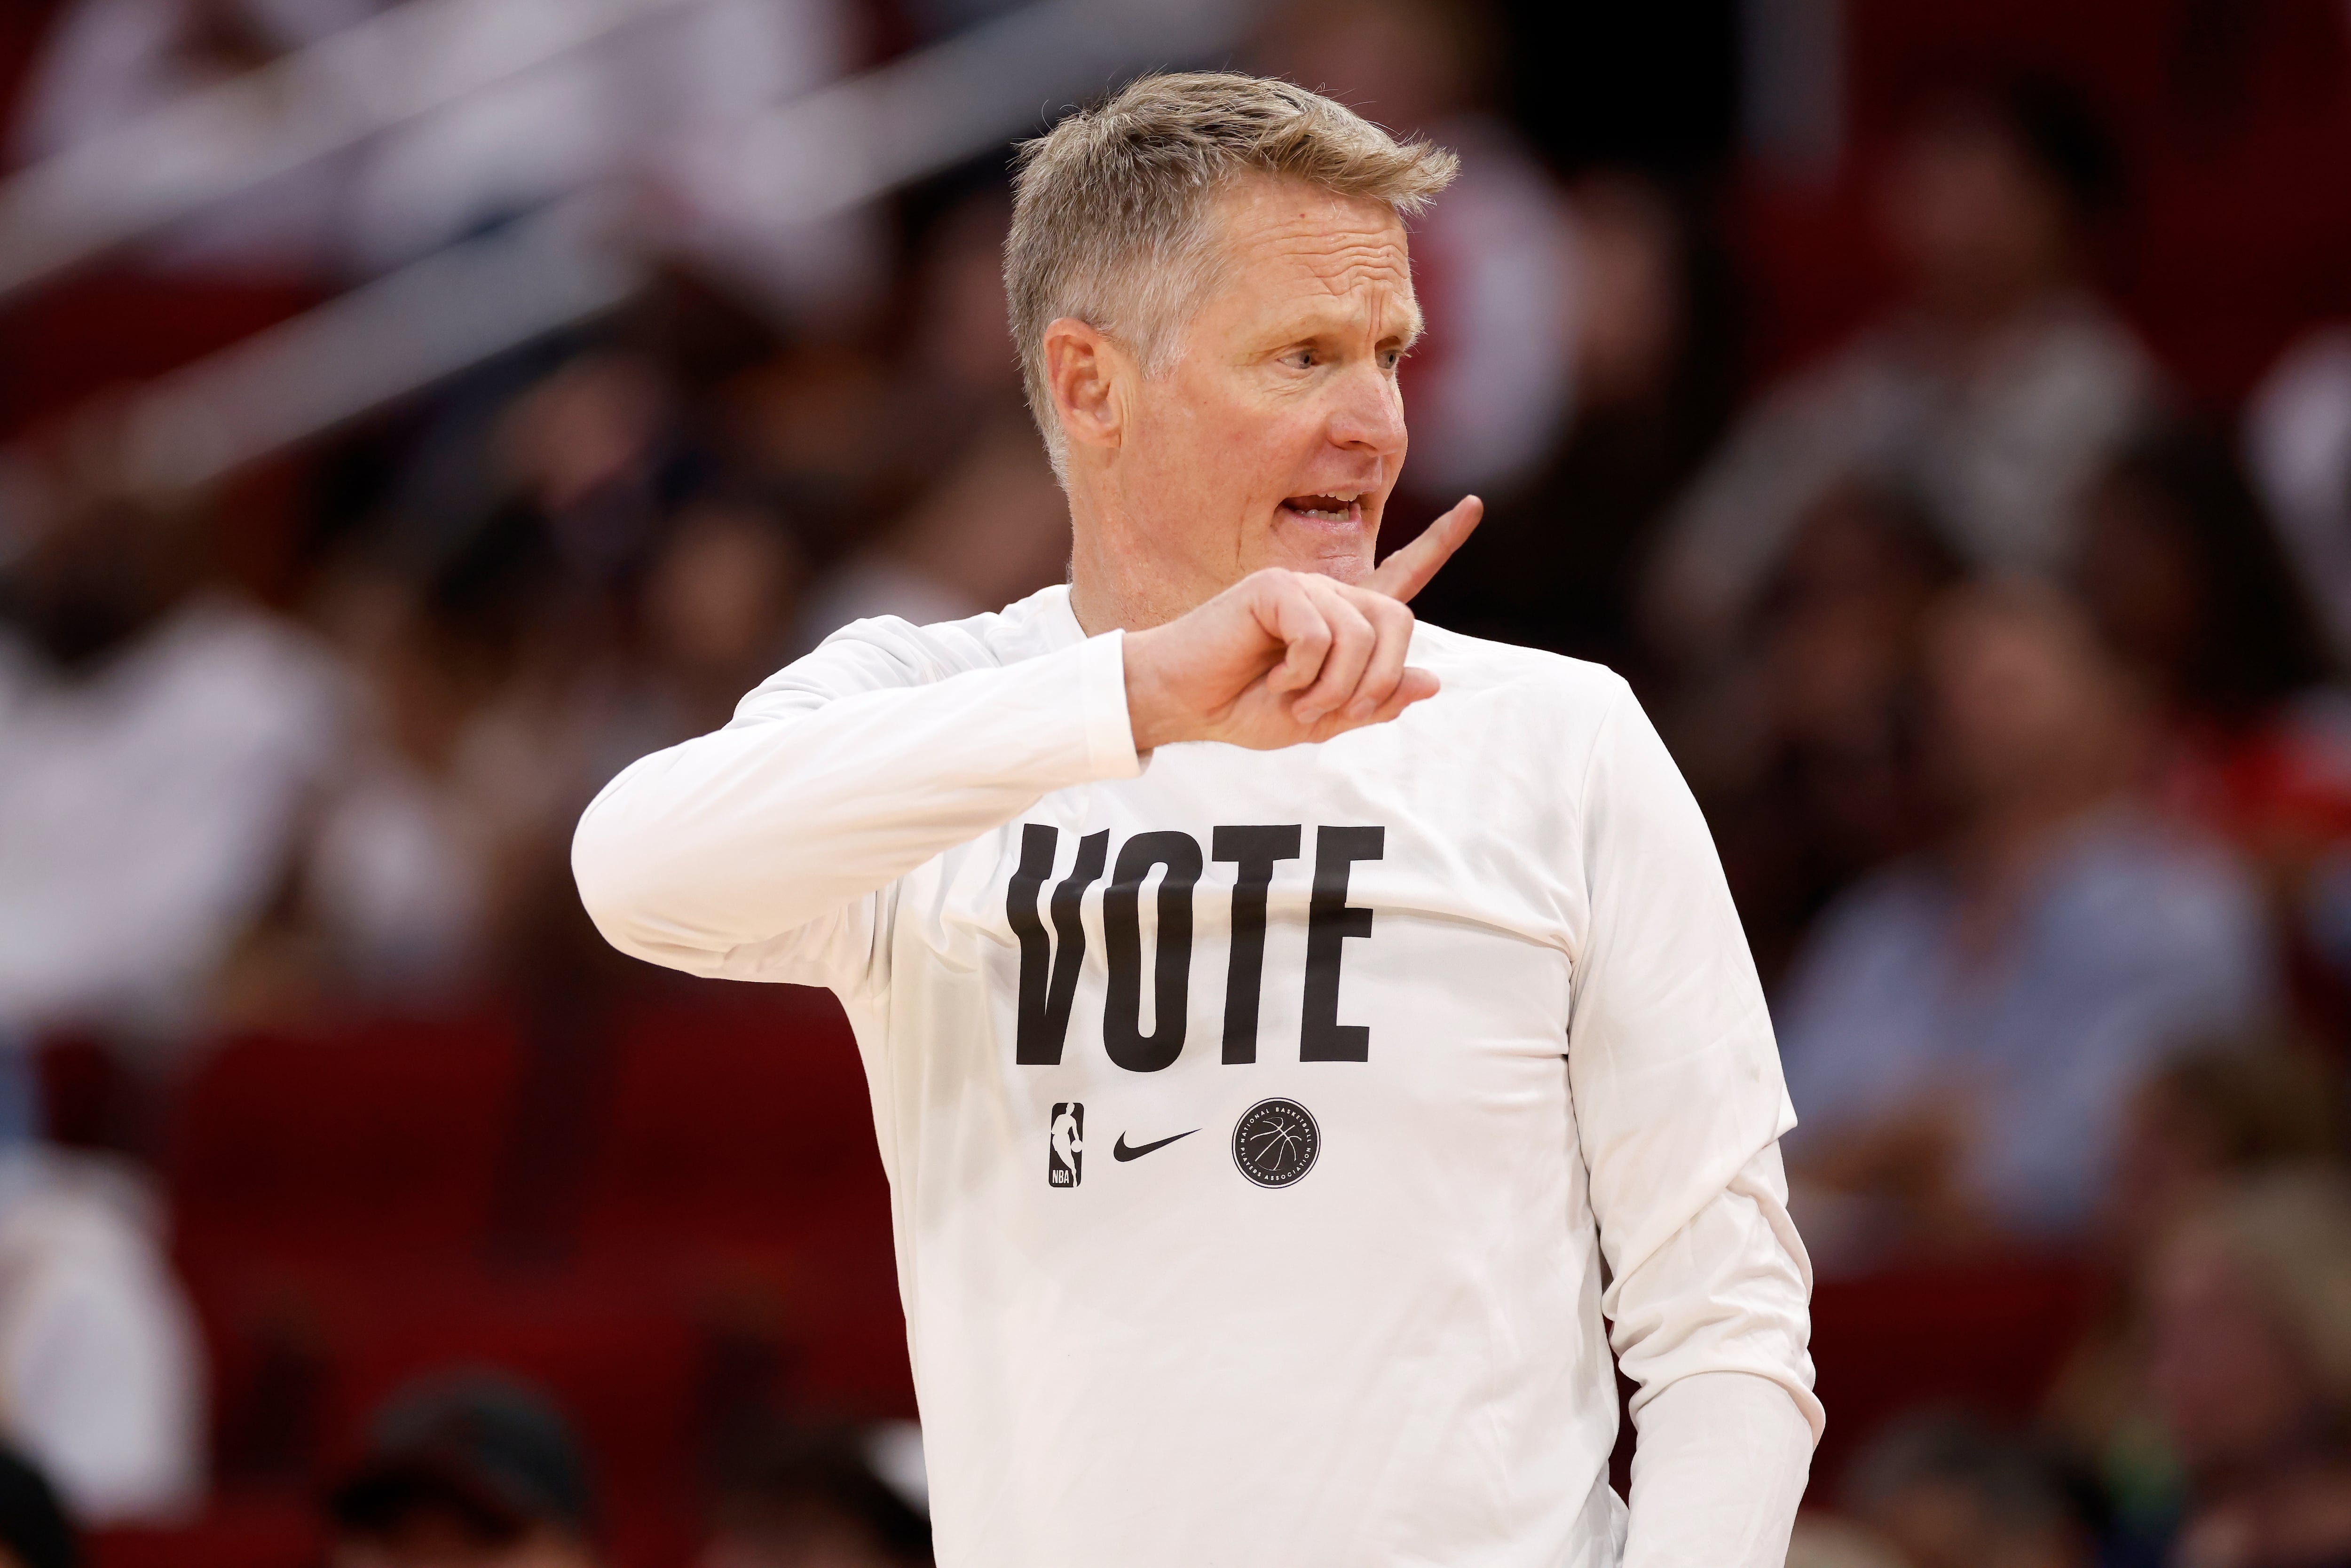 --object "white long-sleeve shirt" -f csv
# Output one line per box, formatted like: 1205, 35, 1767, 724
574, 584, 1819, 1568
